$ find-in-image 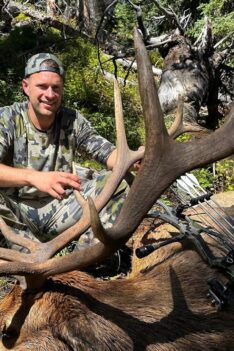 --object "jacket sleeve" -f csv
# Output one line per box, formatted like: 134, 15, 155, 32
0, 106, 14, 164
